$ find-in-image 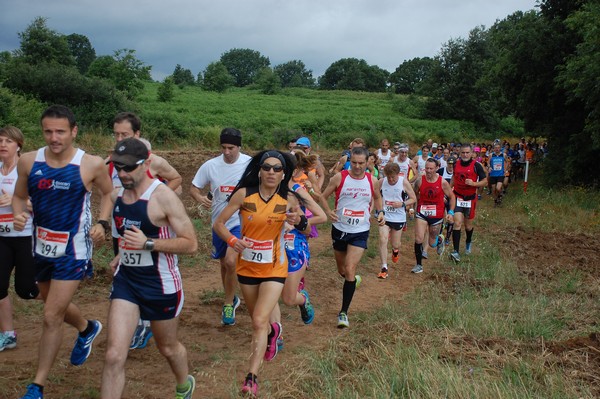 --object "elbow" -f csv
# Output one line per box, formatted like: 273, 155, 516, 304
186, 239, 198, 254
